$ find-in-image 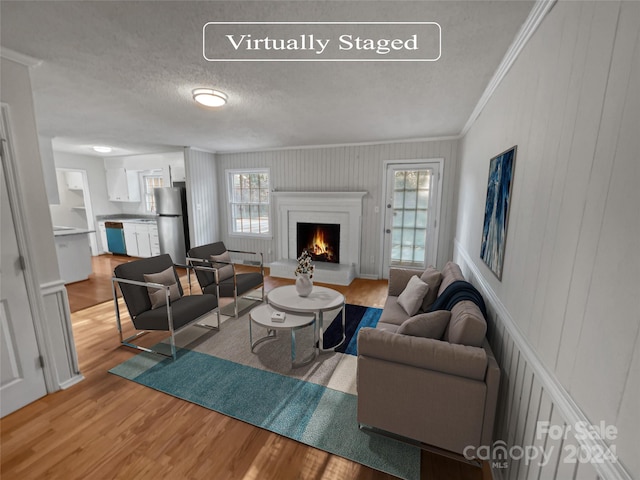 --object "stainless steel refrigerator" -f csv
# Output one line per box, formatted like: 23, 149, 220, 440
154, 187, 190, 264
